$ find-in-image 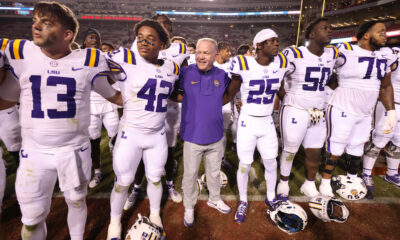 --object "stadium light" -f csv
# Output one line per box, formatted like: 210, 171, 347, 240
0, 6, 34, 11
331, 29, 400, 44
